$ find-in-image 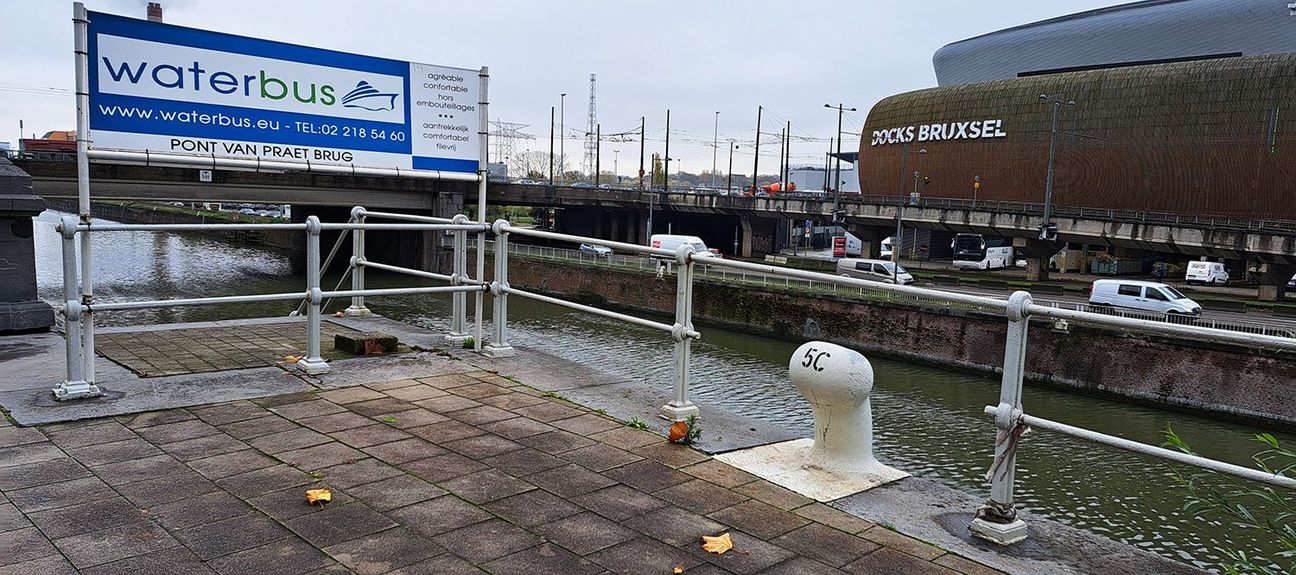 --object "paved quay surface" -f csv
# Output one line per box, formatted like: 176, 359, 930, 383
0, 369, 1004, 575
